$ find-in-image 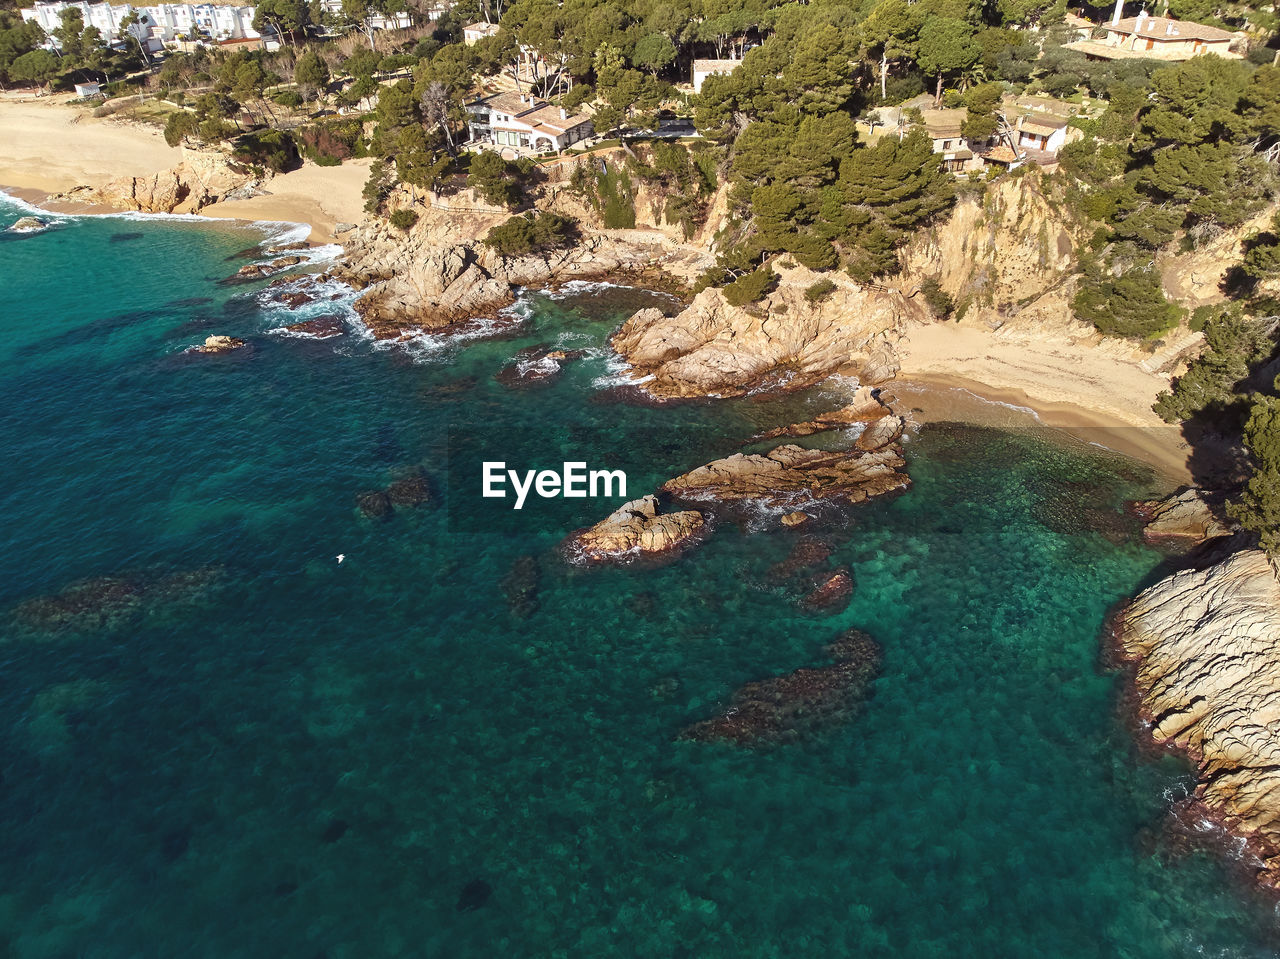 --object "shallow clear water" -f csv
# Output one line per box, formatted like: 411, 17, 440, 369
1, 195, 1277, 958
